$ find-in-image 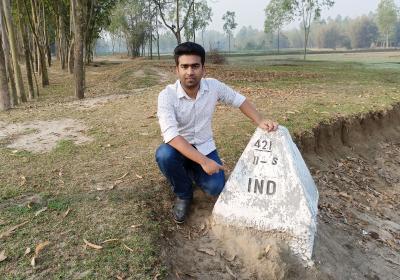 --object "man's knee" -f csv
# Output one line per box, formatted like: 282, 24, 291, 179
155, 143, 179, 165
203, 174, 225, 196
